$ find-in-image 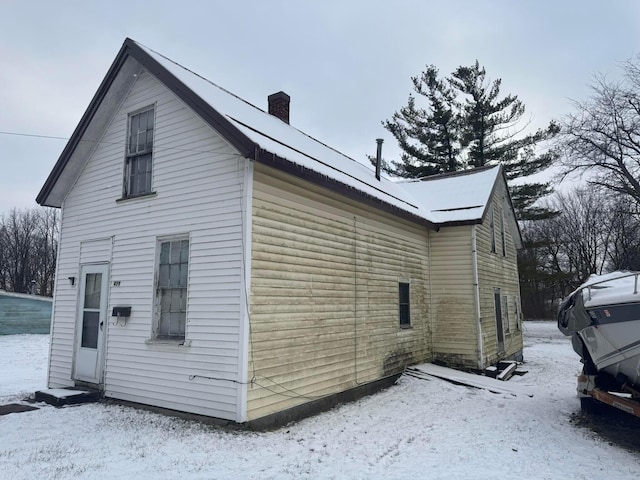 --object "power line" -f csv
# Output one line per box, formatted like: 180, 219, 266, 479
0, 130, 240, 156
0, 131, 68, 141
